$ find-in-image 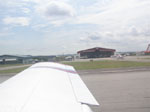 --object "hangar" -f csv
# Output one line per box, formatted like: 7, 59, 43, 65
77, 47, 116, 58
0, 55, 34, 64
